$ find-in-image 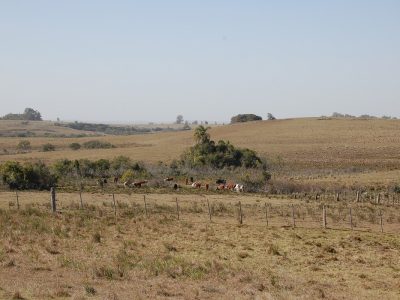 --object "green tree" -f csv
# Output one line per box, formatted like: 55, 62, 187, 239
17, 140, 31, 152
23, 108, 42, 121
